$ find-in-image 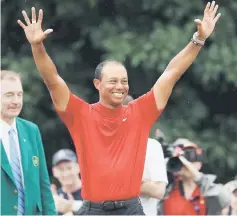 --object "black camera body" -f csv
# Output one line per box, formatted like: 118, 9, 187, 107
166, 146, 203, 173
154, 133, 203, 173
